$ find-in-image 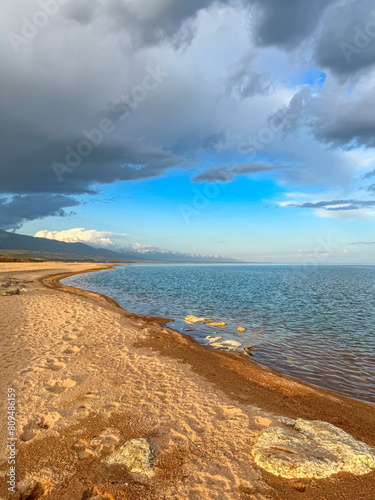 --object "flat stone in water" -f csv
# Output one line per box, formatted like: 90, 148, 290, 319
210, 339, 242, 349
252, 418, 375, 479
184, 315, 216, 325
